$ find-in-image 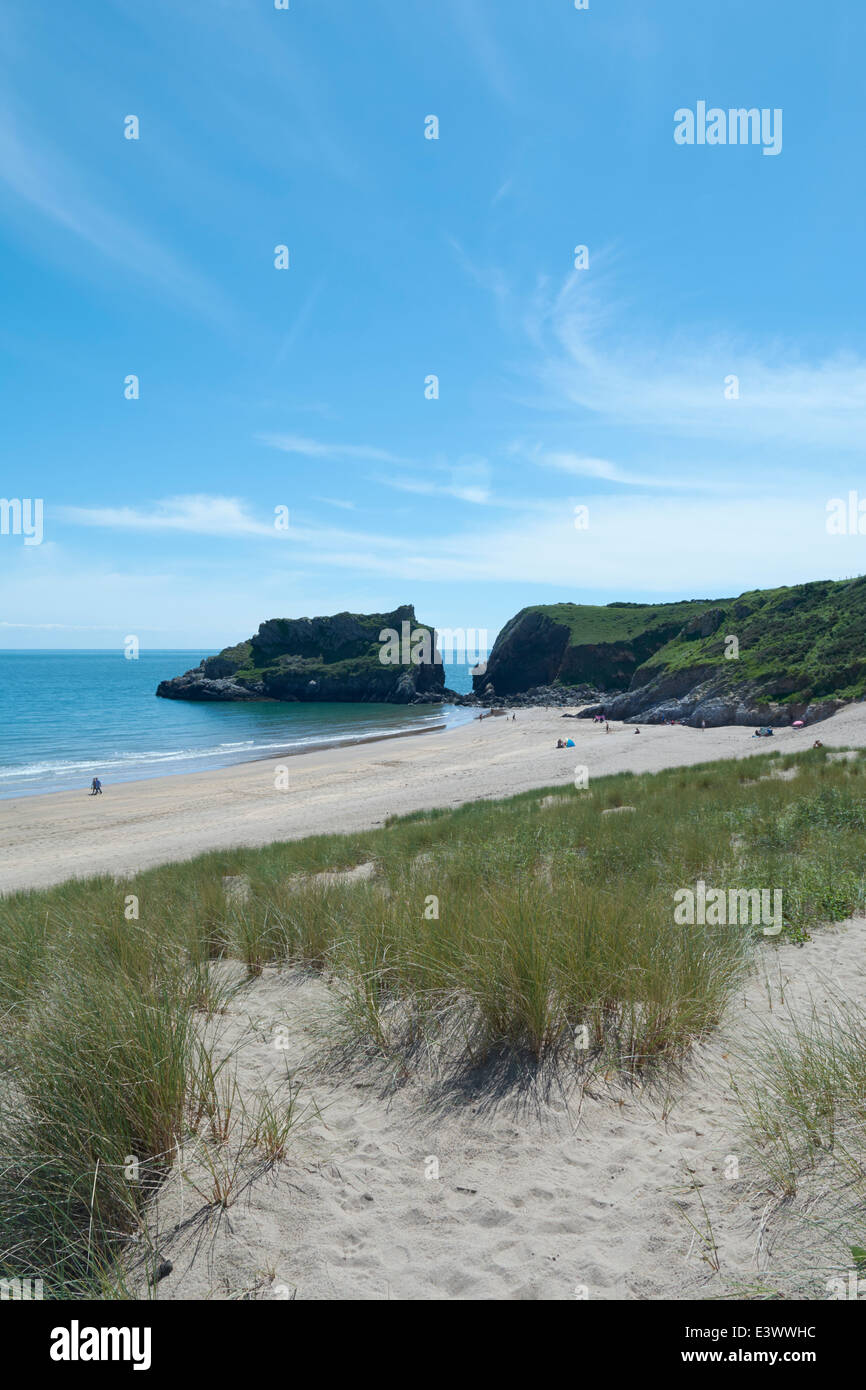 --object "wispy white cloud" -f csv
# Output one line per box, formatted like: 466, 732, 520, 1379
445, 0, 515, 103
448, 236, 510, 303
292, 492, 865, 593
258, 434, 407, 464
522, 445, 730, 492
377, 475, 491, 505
314, 496, 357, 511
105, 0, 364, 188
536, 271, 866, 451
59, 495, 281, 538
262, 436, 499, 505
58, 494, 426, 556
269, 280, 327, 372
374, 458, 494, 506
26, 486, 866, 628
58, 489, 854, 594
0, 108, 236, 325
